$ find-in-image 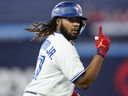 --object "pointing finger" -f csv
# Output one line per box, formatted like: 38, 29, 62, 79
99, 25, 103, 36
